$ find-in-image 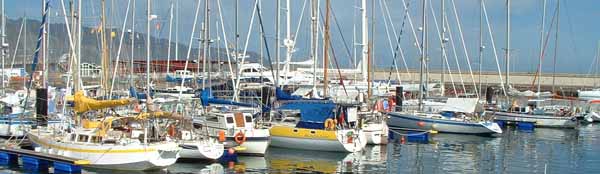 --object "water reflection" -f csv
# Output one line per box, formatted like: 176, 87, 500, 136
3, 126, 600, 173
265, 147, 358, 173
